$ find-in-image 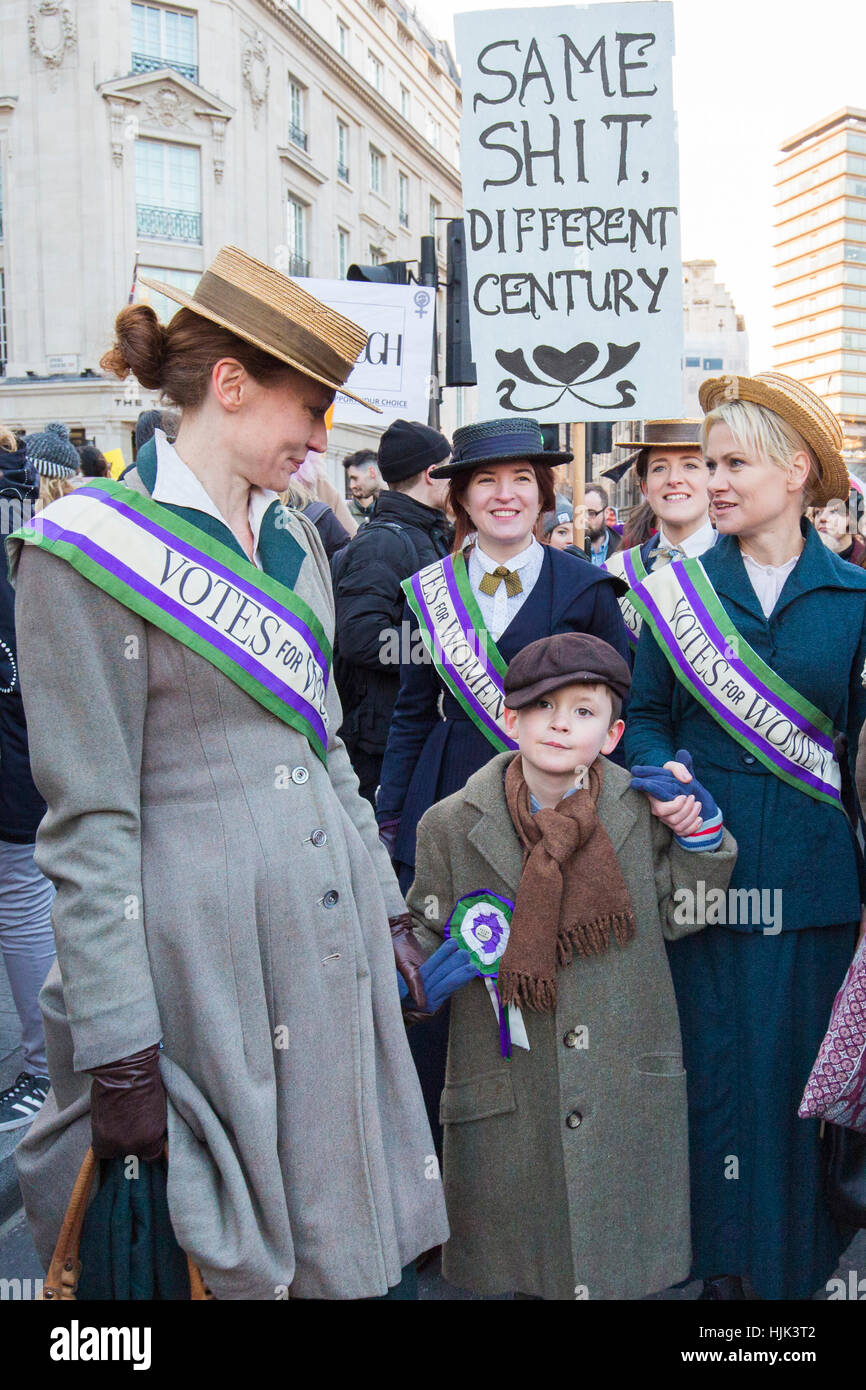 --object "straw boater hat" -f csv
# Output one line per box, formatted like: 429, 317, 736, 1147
606, 418, 703, 483
138, 246, 378, 411
429, 418, 571, 478
698, 371, 848, 507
